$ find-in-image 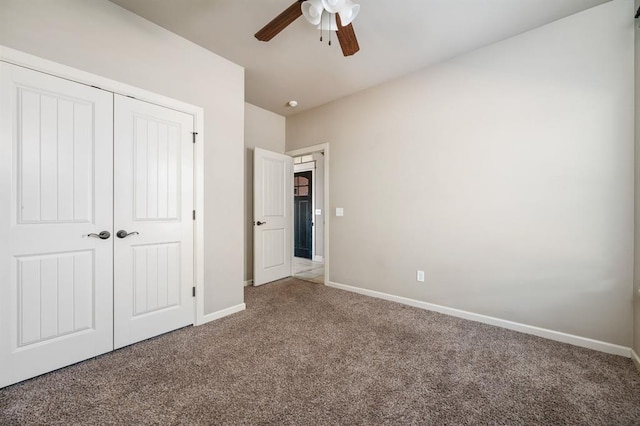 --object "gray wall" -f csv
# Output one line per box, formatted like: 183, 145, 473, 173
287, 0, 635, 346
634, 0, 640, 357
244, 103, 286, 282
0, 0, 245, 315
